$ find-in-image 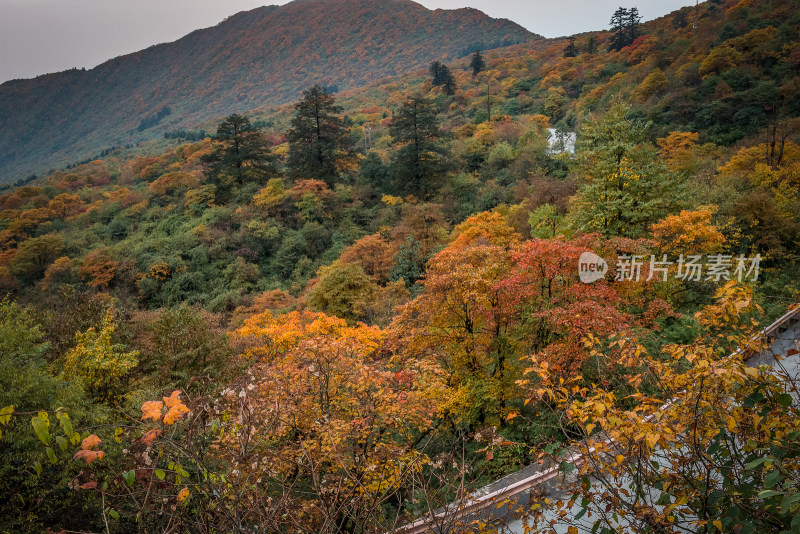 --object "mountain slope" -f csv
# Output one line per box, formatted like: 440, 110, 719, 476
0, 0, 536, 182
